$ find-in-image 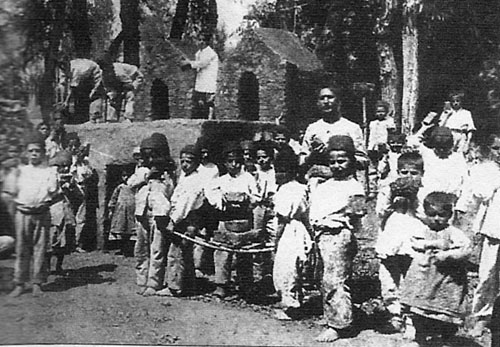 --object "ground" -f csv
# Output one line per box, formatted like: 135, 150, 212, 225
0, 202, 491, 346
